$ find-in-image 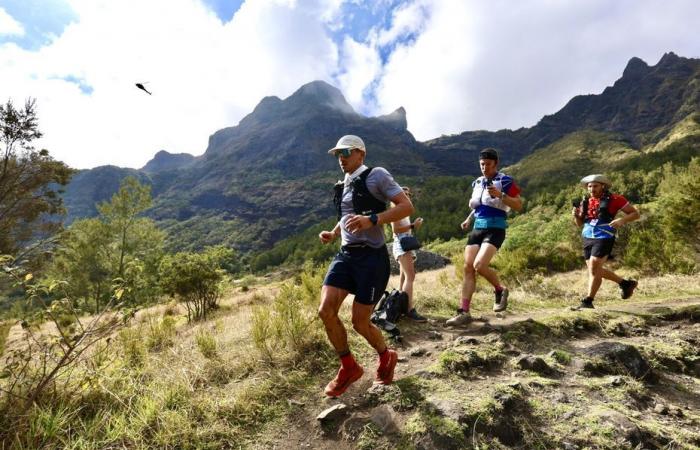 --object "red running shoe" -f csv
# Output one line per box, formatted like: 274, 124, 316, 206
324, 364, 363, 397
374, 349, 398, 385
